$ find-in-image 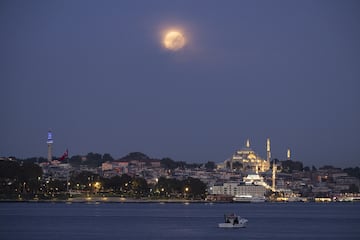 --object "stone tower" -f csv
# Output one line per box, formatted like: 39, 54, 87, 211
47, 131, 53, 162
